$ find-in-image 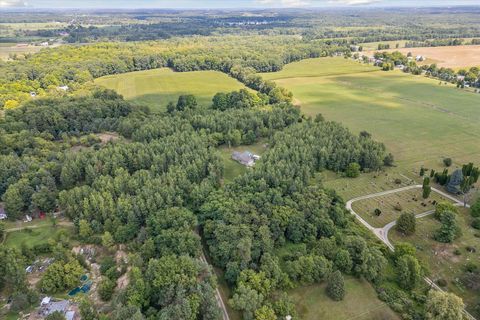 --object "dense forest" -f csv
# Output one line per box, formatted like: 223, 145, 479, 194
1, 6, 479, 320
